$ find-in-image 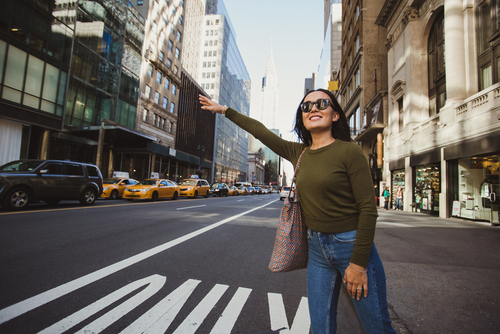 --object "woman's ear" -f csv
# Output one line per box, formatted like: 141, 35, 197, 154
332, 112, 340, 122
